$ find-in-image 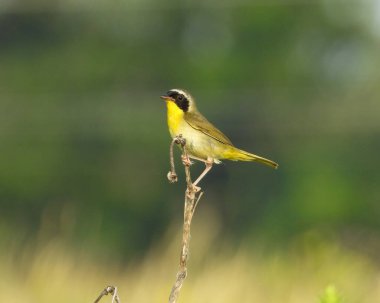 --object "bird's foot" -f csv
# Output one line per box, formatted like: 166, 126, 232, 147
181, 154, 193, 167
186, 184, 201, 198
190, 183, 201, 193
